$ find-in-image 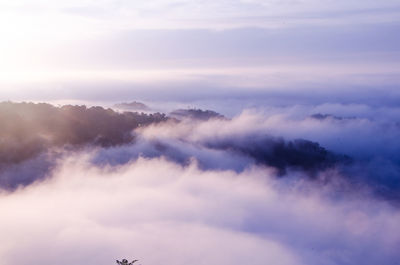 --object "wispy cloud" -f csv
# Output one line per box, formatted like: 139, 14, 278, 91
1, 1, 399, 103
3, 0, 400, 31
